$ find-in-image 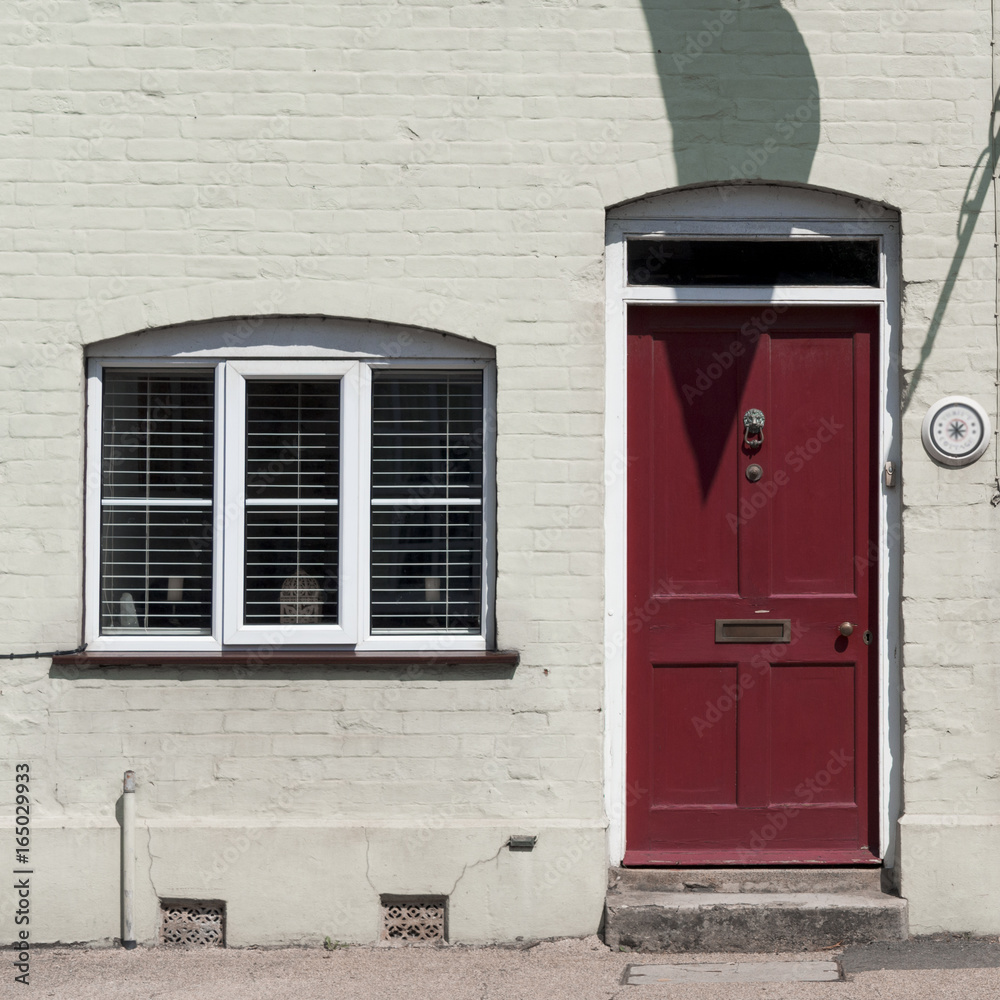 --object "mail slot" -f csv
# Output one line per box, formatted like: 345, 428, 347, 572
715, 619, 792, 643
